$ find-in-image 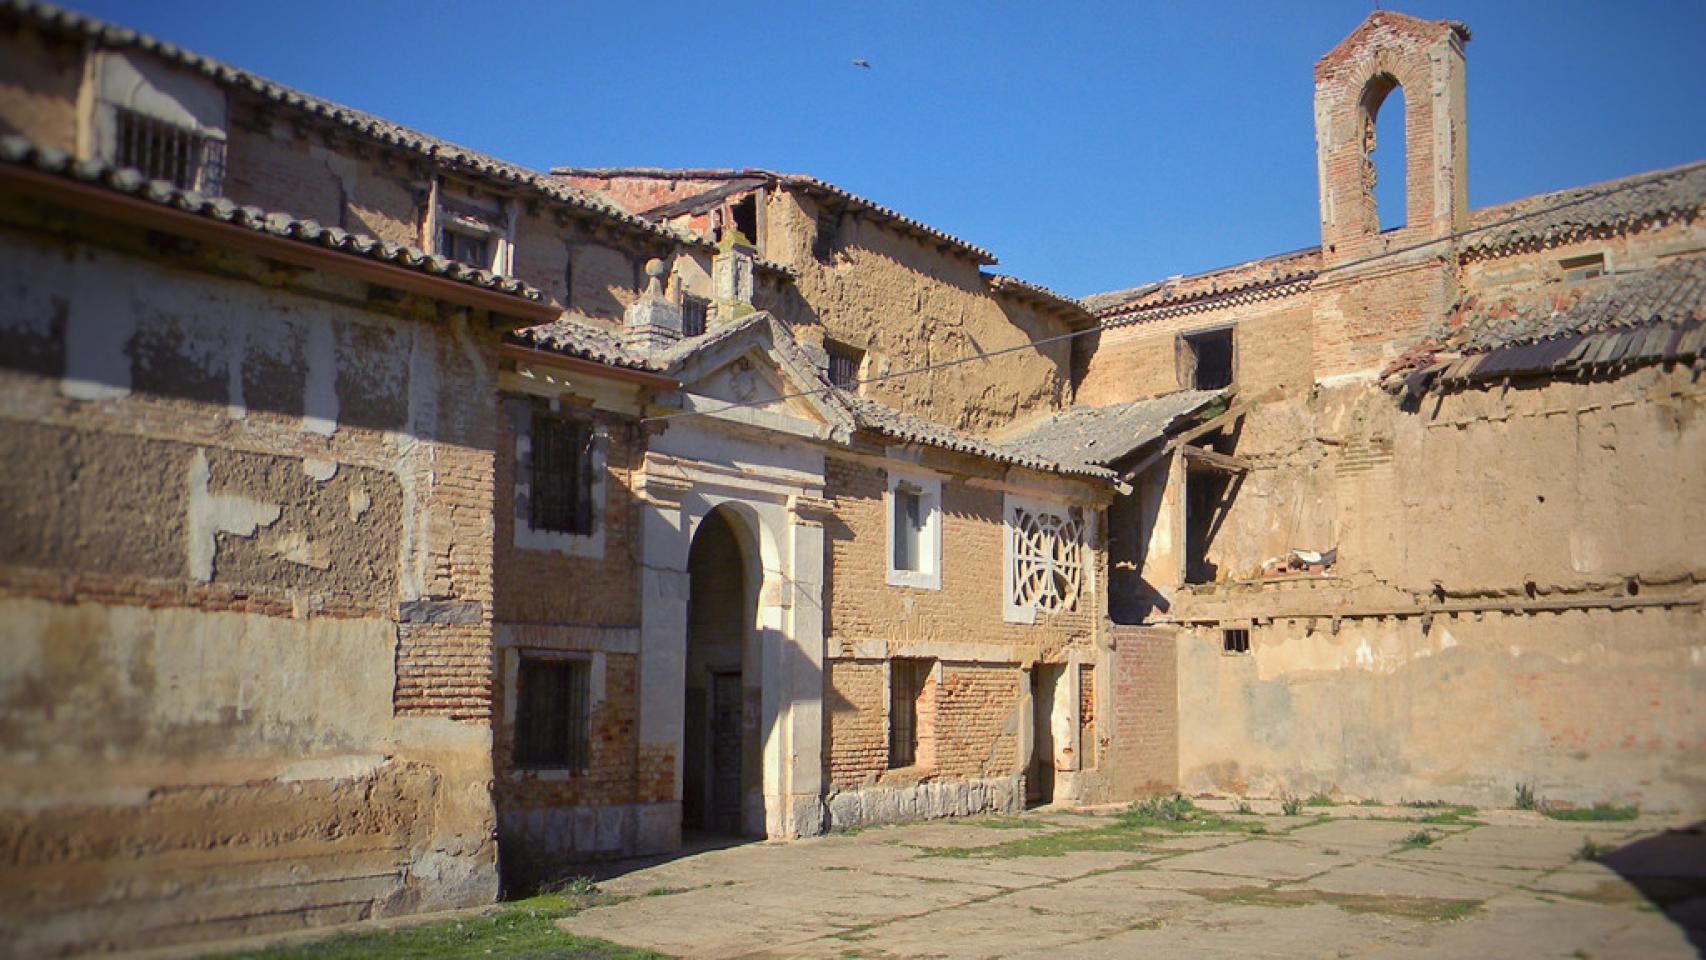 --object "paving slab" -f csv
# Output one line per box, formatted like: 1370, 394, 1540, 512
1153, 837, 1360, 880
546, 808, 1702, 959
